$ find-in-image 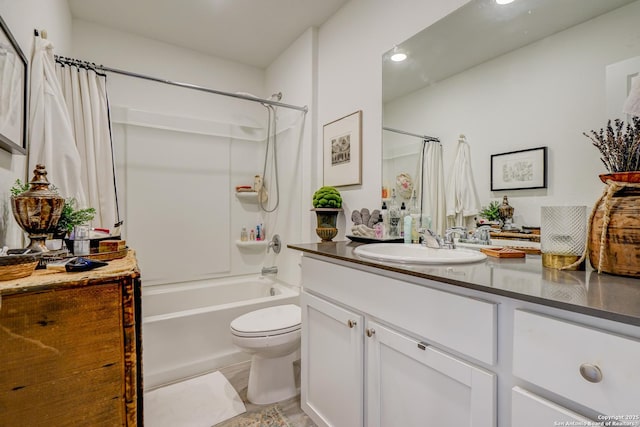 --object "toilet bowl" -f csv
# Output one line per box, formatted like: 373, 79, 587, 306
230, 304, 301, 405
